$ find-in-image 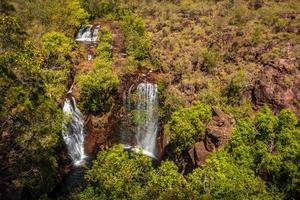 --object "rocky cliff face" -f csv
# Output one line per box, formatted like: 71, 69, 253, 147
84, 113, 119, 155
252, 44, 300, 118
